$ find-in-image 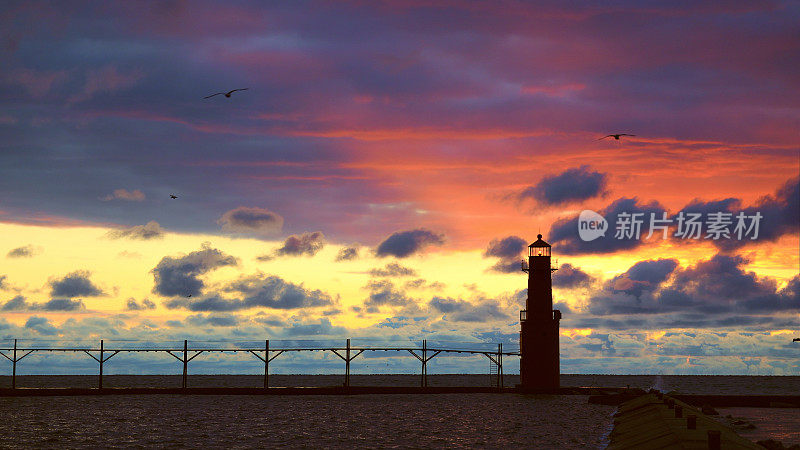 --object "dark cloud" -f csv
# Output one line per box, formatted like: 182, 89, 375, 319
106, 221, 165, 240
483, 235, 527, 274
7, 244, 38, 258
285, 318, 346, 337
50, 270, 104, 298
363, 280, 417, 312
517, 165, 608, 206
164, 273, 334, 311
218, 207, 283, 236
0, 275, 6, 289
25, 316, 58, 335
369, 262, 417, 277
186, 313, 239, 327
1, 295, 27, 311
609, 259, 679, 298
125, 298, 156, 311
549, 197, 668, 254
428, 296, 509, 322
552, 263, 594, 288
586, 254, 798, 318
335, 246, 359, 261
484, 236, 527, 259
151, 244, 238, 297
274, 231, 325, 257
2, 296, 85, 311
376, 228, 445, 258
549, 177, 799, 256
713, 176, 799, 251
